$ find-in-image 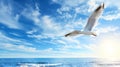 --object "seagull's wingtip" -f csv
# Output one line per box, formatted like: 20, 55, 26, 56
64, 34, 69, 37
101, 2, 105, 9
